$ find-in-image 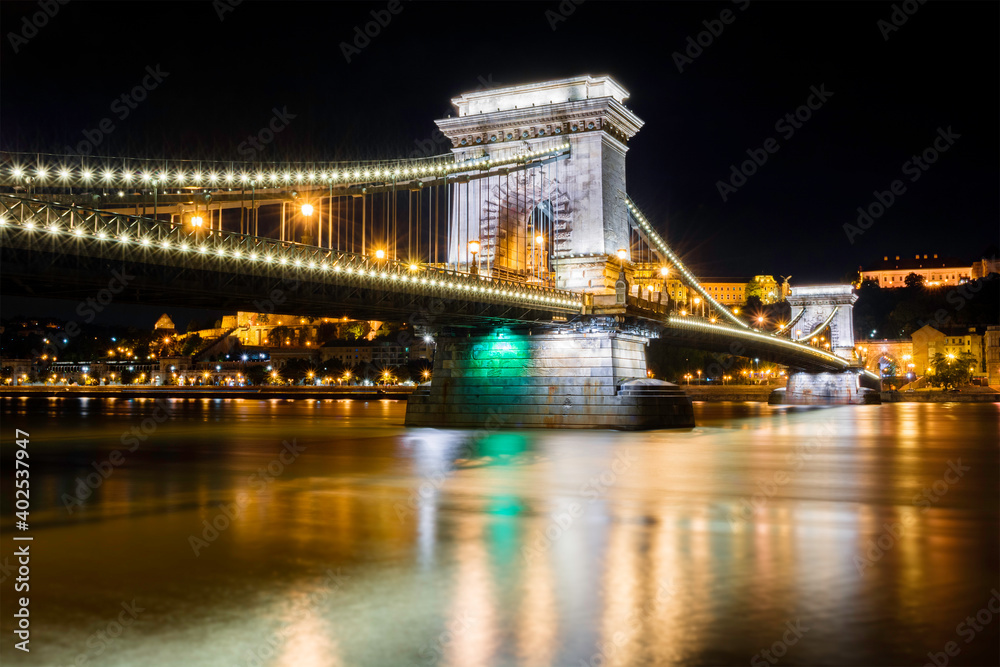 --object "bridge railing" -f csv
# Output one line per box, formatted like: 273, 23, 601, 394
0, 195, 585, 314
0, 144, 570, 192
